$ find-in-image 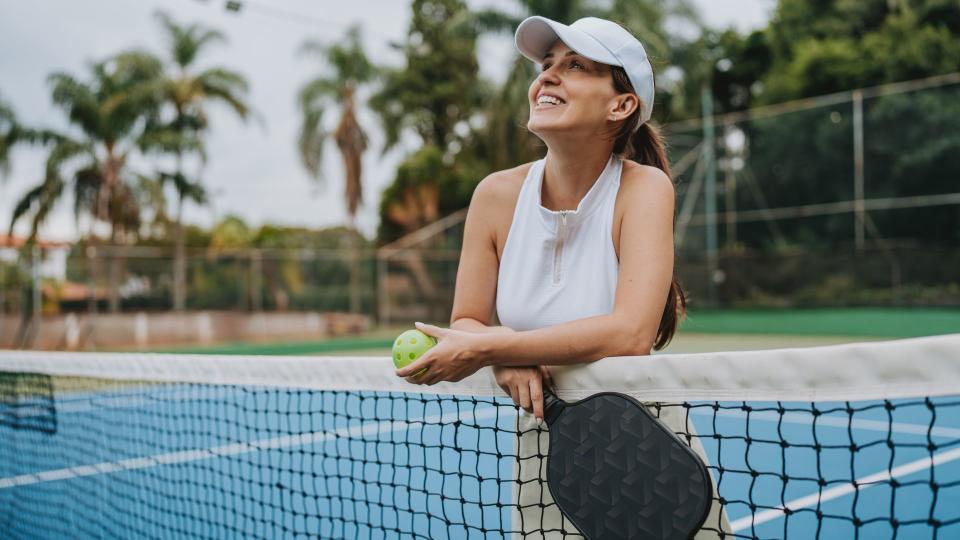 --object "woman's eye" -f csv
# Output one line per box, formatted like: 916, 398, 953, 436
539, 59, 584, 73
